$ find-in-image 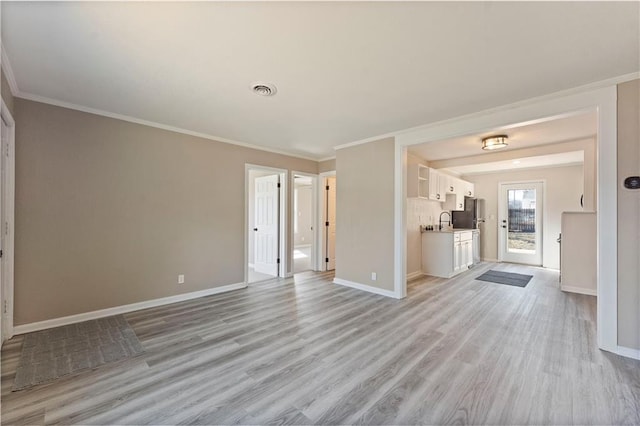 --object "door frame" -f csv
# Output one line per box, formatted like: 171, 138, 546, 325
394, 84, 620, 356
244, 164, 288, 284
498, 180, 545, 266
0, 99, 15, 343
291, 171, 319, 272
317, 170, 336, 272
